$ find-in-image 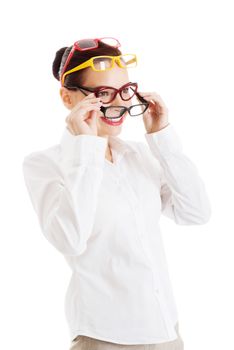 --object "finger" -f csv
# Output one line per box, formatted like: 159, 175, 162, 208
81, 99, 102, 106
138, 95, 156, 103
137, 91, 160, 95
75, 105, 102, 117
72, 99, 102, 113
138, 94, 160, 101
67, 105, 101, 125
83, 93, 103, 103
137, 92, 155, 96
83, 94, 101, 101
138, 92, 163, 101
84, 92, 96, 98
88, 110, 98, 126
75, 98, 102, 108
138, 93, 165, 106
